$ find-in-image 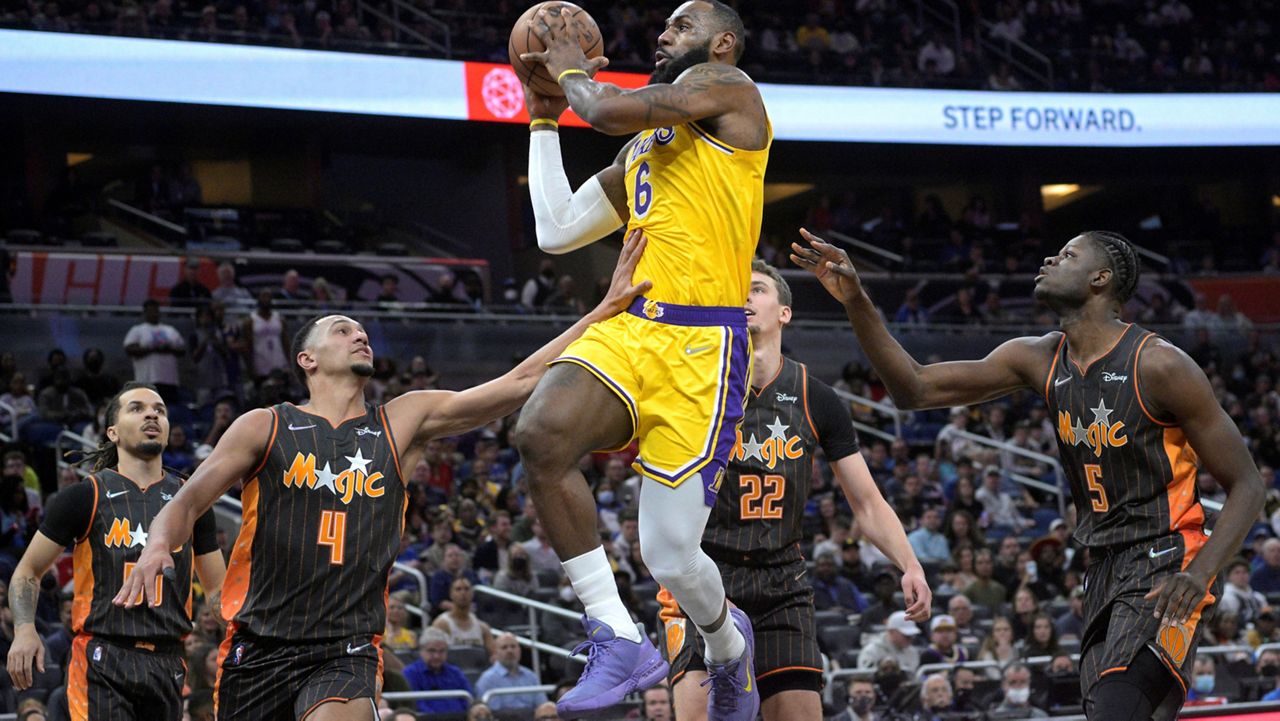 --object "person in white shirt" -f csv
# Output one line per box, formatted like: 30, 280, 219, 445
917, 31, 955, 74
1219, 558, 1267, 625
976, 467, 1033, 530
123, 299, 185, 398
242, 290, 288, 381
